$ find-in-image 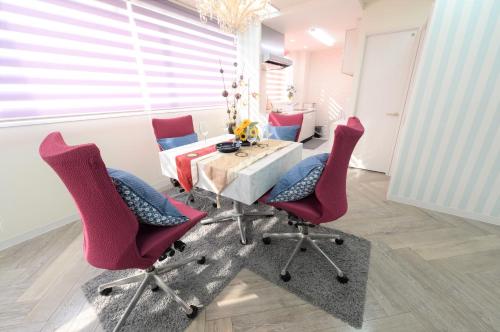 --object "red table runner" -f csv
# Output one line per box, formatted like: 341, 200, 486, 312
175, 145, 217, 191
